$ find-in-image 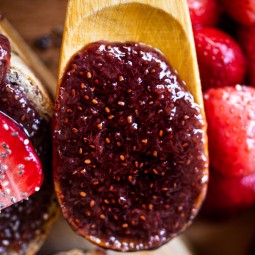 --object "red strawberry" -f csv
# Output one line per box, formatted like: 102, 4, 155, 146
0, 111, 43, 210
222, 0, 255, 25
194, 28, 246, 90
203, 85, 255, 177
187, 0, 221, 29
202, 170, 255, 216
237, 24, 255, 86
